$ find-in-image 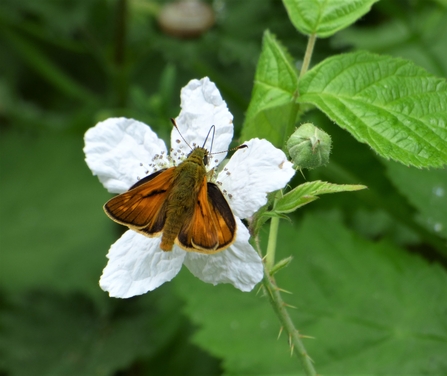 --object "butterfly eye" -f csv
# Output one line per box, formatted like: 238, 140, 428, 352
203, 154, 209, 166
